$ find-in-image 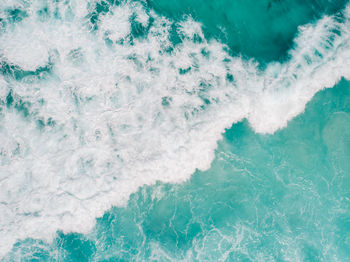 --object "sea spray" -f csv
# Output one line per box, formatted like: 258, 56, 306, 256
0, 0, 350, 258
